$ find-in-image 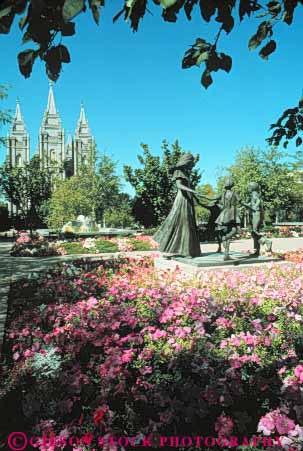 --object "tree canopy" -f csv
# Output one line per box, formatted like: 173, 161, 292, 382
0, 155, 53, 231
47, 153, 124, 228
0, 0, 302, 146
219, 146, 302, 222
0, 84, 12, 146
124, 140, 201, 227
